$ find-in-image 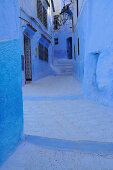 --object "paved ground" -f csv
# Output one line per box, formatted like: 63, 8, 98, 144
1, 76, 113, 170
